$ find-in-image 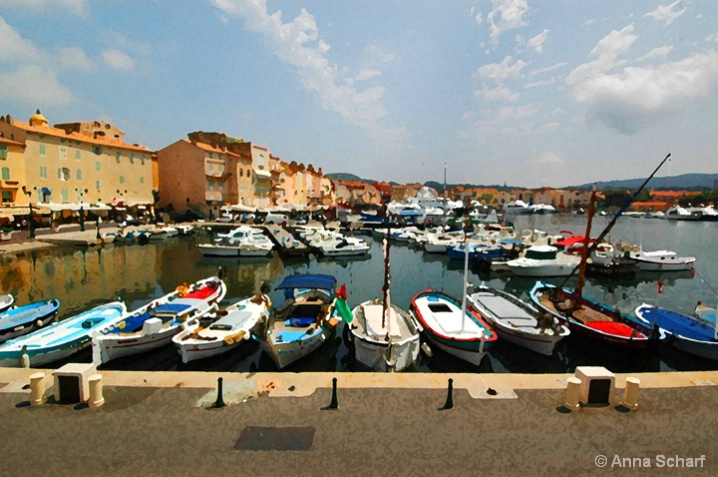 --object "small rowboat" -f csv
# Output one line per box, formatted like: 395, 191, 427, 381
0, 294, 14, 314
0, 299, 61, 344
